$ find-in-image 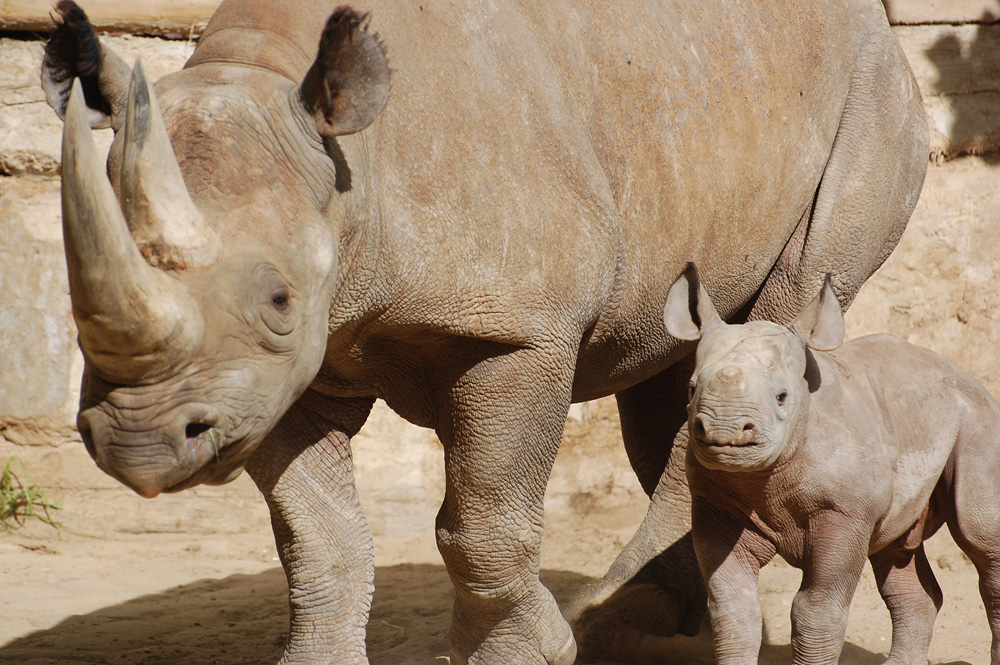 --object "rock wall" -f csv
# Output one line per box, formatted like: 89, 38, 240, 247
1, 3, 999, 518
